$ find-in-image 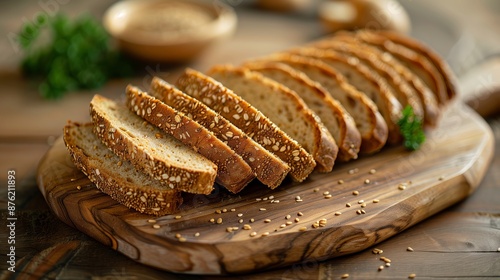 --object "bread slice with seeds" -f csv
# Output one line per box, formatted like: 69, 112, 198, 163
321, 34, 441, 127
208, 65, 338, 172
288, 48, 403, 144
125, 86, 254, 194
353, 30, 448, 105
64, 122, 183, 216
374, 30, 457, 102
89, 95, 217, 195
176, 68, 316, 182
258, 54, 388, 154
308, 40, 425, 121
149, 77, 290, 189
244, 61, 361, 162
